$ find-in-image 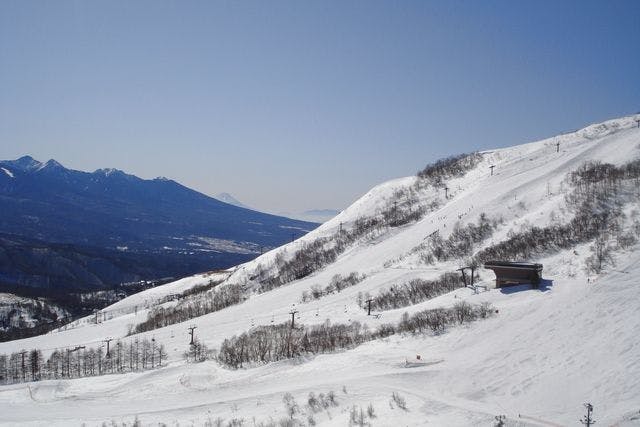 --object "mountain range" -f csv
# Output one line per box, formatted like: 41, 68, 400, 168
0, 156, 317, 292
